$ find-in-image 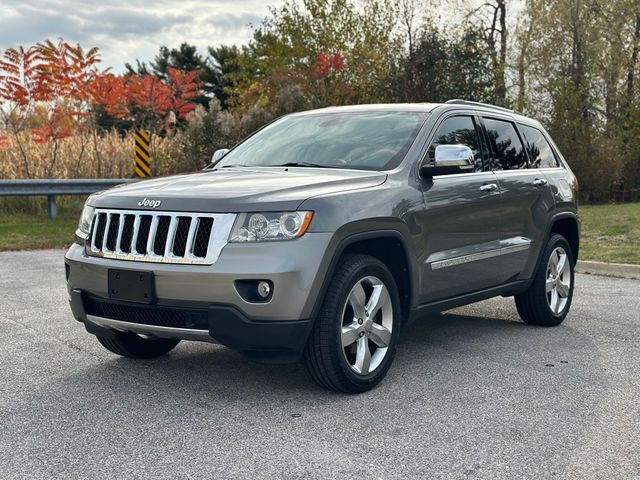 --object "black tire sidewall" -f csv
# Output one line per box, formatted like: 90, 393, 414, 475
544, 235, 575, 321
329, 256, 402, 388
97, 331, 180, 358
522, 234, 576, 326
